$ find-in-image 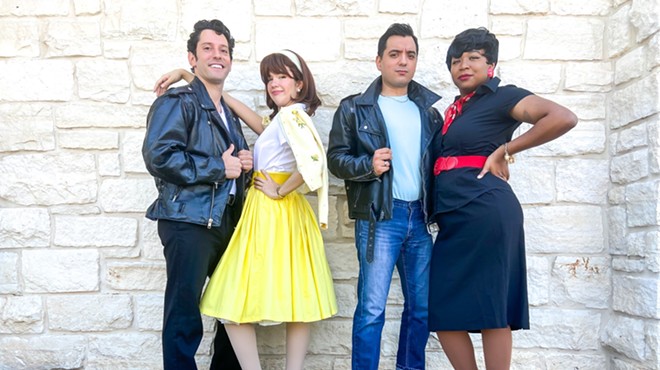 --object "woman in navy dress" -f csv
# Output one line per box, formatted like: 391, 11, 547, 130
429, 28, 577, 369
